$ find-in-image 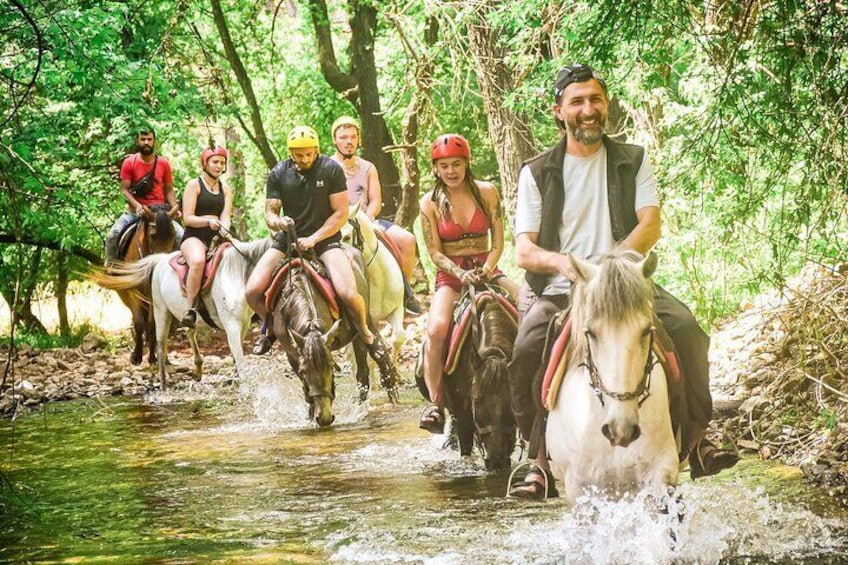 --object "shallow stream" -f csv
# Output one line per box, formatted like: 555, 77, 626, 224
1, 358, 846, 564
